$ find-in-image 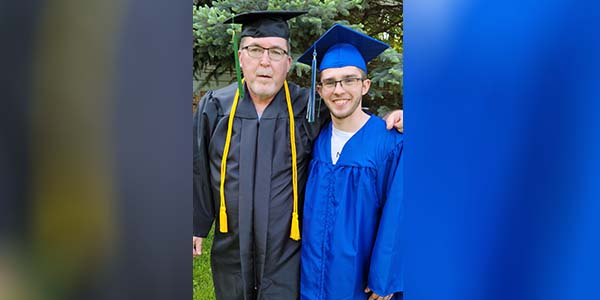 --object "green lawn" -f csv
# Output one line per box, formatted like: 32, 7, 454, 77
193, 228, 215, 300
